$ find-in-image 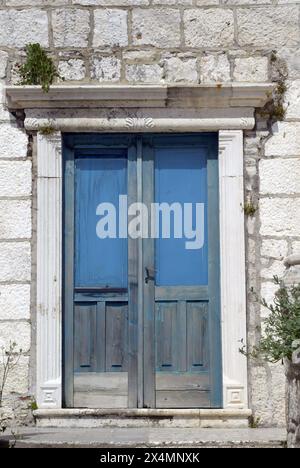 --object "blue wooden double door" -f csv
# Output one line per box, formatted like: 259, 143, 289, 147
63, 134, 222, 409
